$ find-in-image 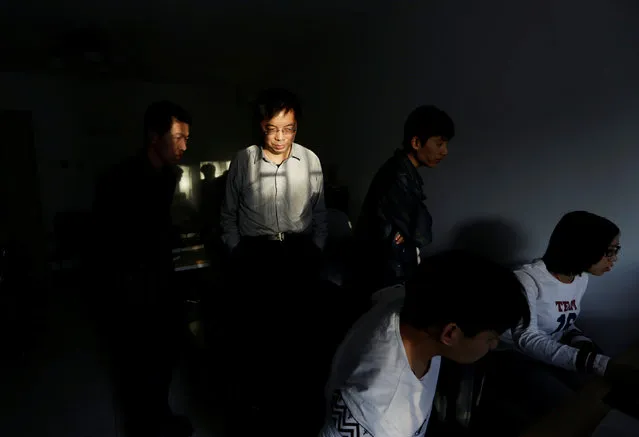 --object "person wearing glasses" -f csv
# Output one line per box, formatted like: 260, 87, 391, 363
488, 210, 632, 430
218, 88, 328, 423
220, 87, 327, 271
